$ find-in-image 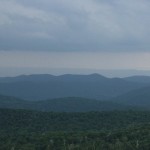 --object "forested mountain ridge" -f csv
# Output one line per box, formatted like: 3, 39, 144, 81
0, 74, 147, 100
0, 95, 138, 112
0, 74, 150, 112
111, 86, 150, 108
